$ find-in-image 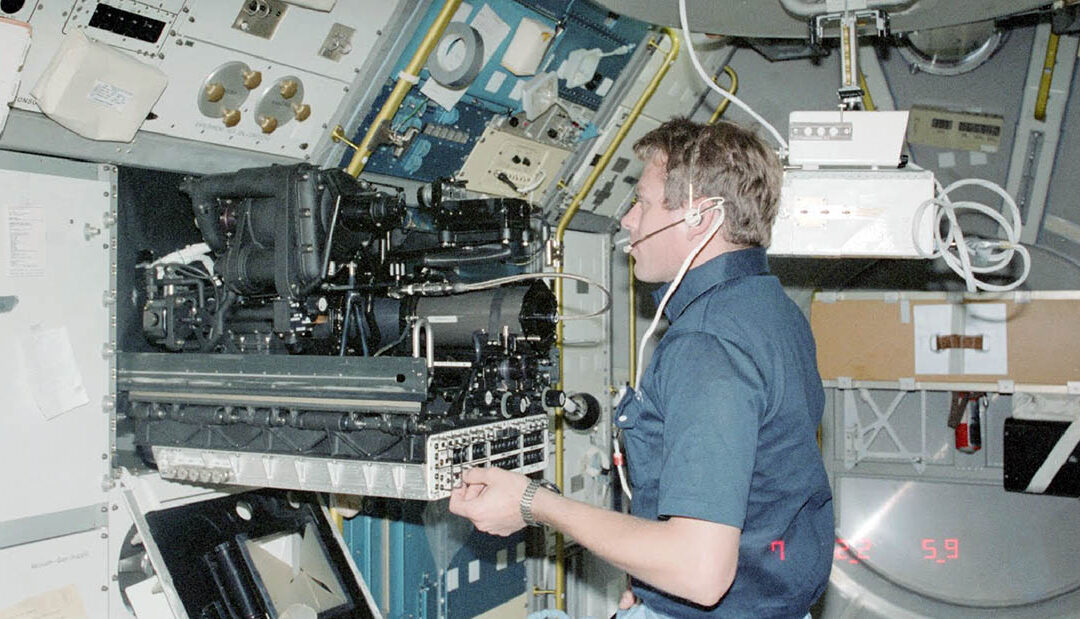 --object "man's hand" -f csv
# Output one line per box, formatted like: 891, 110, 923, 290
448, 467, 531, 536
